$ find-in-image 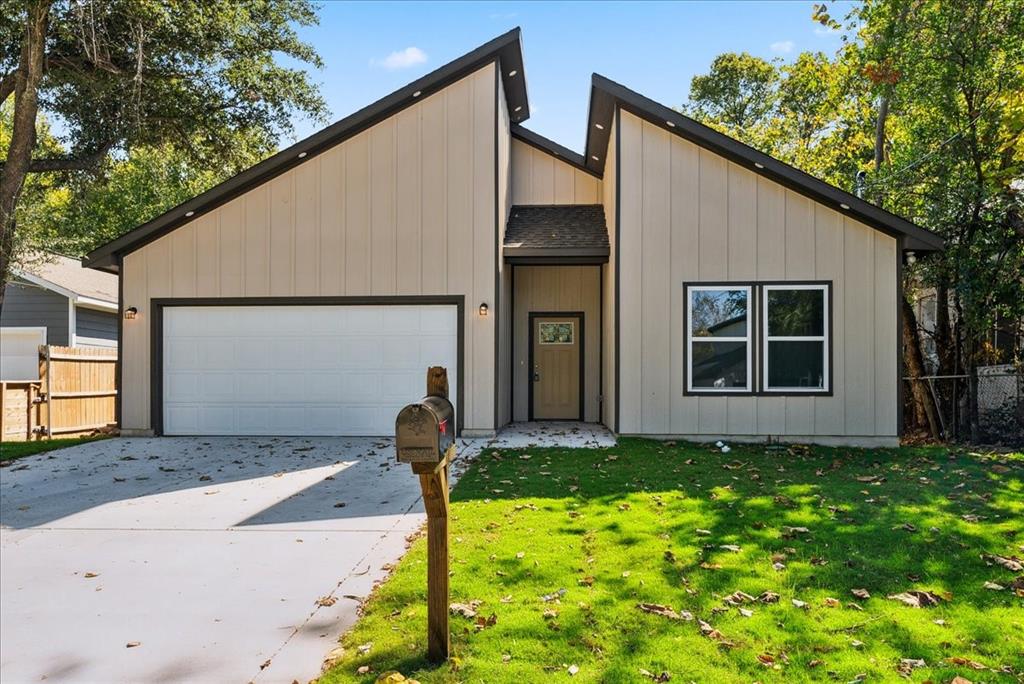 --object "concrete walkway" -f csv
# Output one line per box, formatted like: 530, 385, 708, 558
0, 423, 613, 684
